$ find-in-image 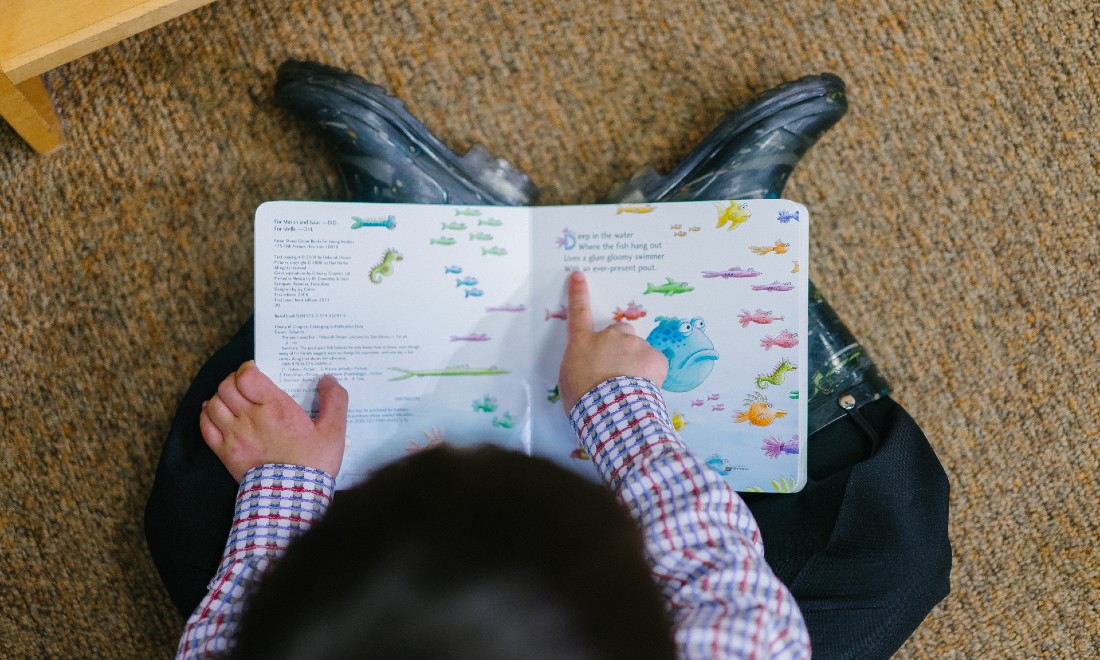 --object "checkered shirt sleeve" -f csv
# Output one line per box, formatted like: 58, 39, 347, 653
569, 377, 811, 659
176, 464, 335, 659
